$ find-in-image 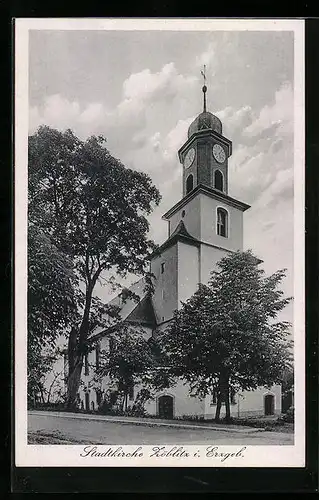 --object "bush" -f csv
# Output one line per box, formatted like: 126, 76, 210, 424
97, 390, 120, 415
30, 402, 66, 411
281, 406, 294, 423
177, 414, 205, 422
